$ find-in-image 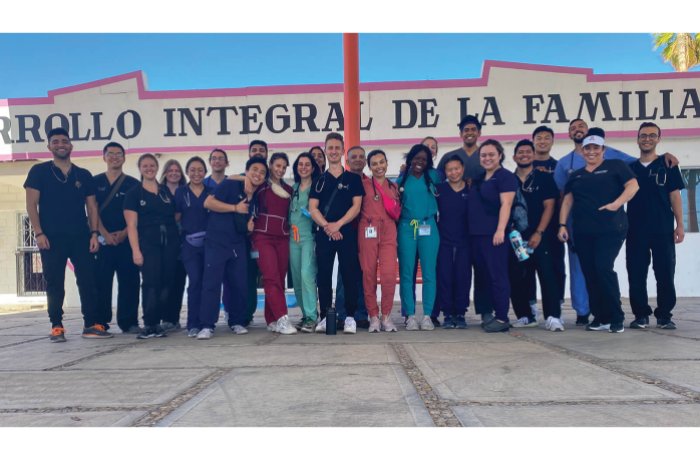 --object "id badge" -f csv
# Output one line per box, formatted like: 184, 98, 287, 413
365, 226, 377, 239
418, 224, 431, 237
250, 250, 260, 259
